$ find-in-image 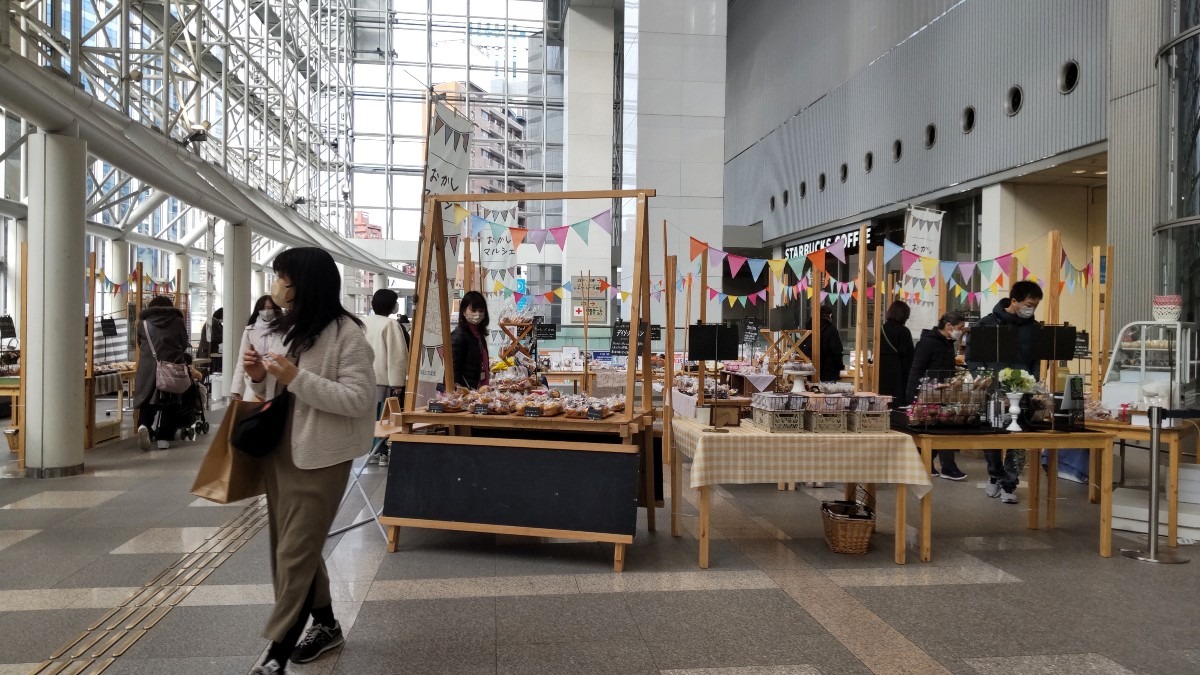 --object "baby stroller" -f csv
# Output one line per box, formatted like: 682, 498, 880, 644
148, 371, 210, 443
